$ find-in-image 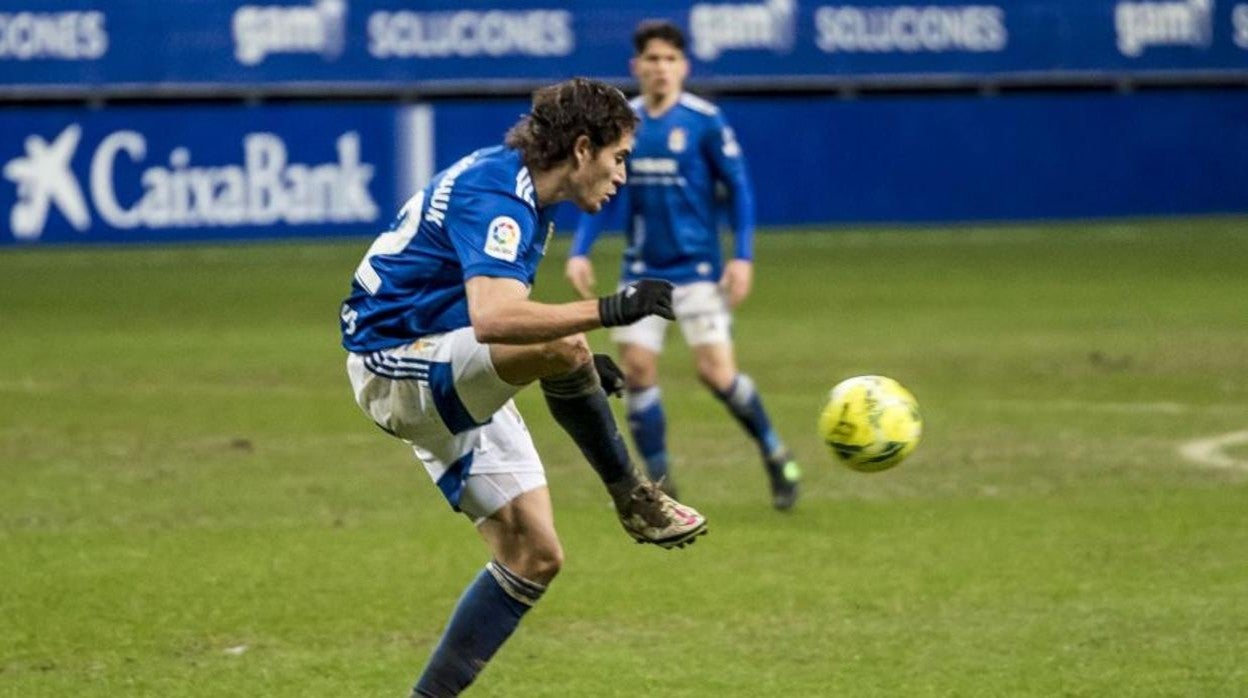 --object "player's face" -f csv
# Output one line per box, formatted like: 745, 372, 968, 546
570, 131, 634, 214
631, 39, 688, 101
